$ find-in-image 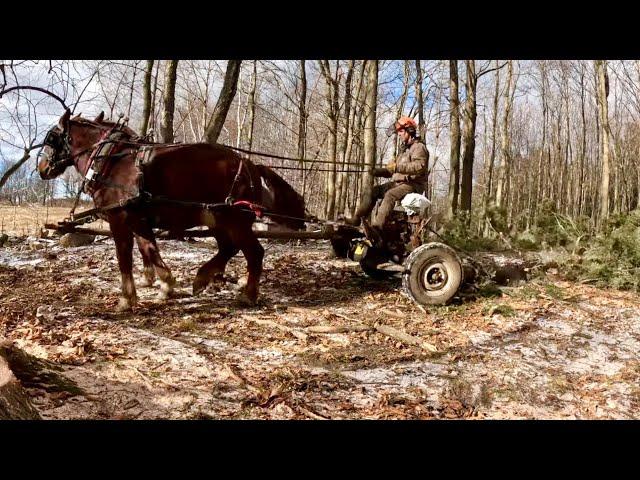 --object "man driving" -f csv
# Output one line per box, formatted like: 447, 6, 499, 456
347, 116, 429, 237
